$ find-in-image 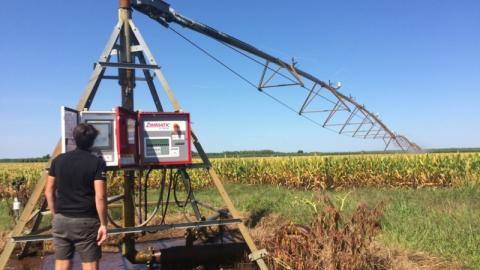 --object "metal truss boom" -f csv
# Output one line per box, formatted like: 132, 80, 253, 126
132, 0, 421, 152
